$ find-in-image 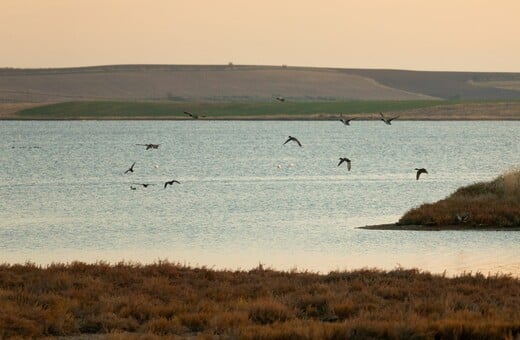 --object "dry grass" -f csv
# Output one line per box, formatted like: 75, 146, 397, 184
0, 262, 519, 338
0, 65, 436, 103
399, 170, 520, 228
